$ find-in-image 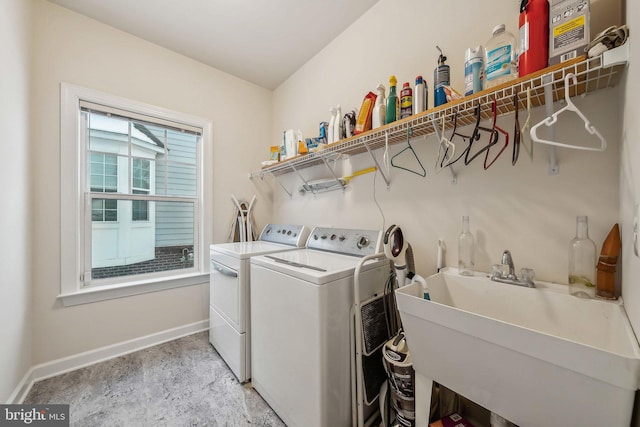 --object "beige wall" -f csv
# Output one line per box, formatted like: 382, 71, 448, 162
0, 0, 32, 402
621, 0, 640, 339
270, 0, 623, 286
0, 0, 33, 402
30, 0, 273, 364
